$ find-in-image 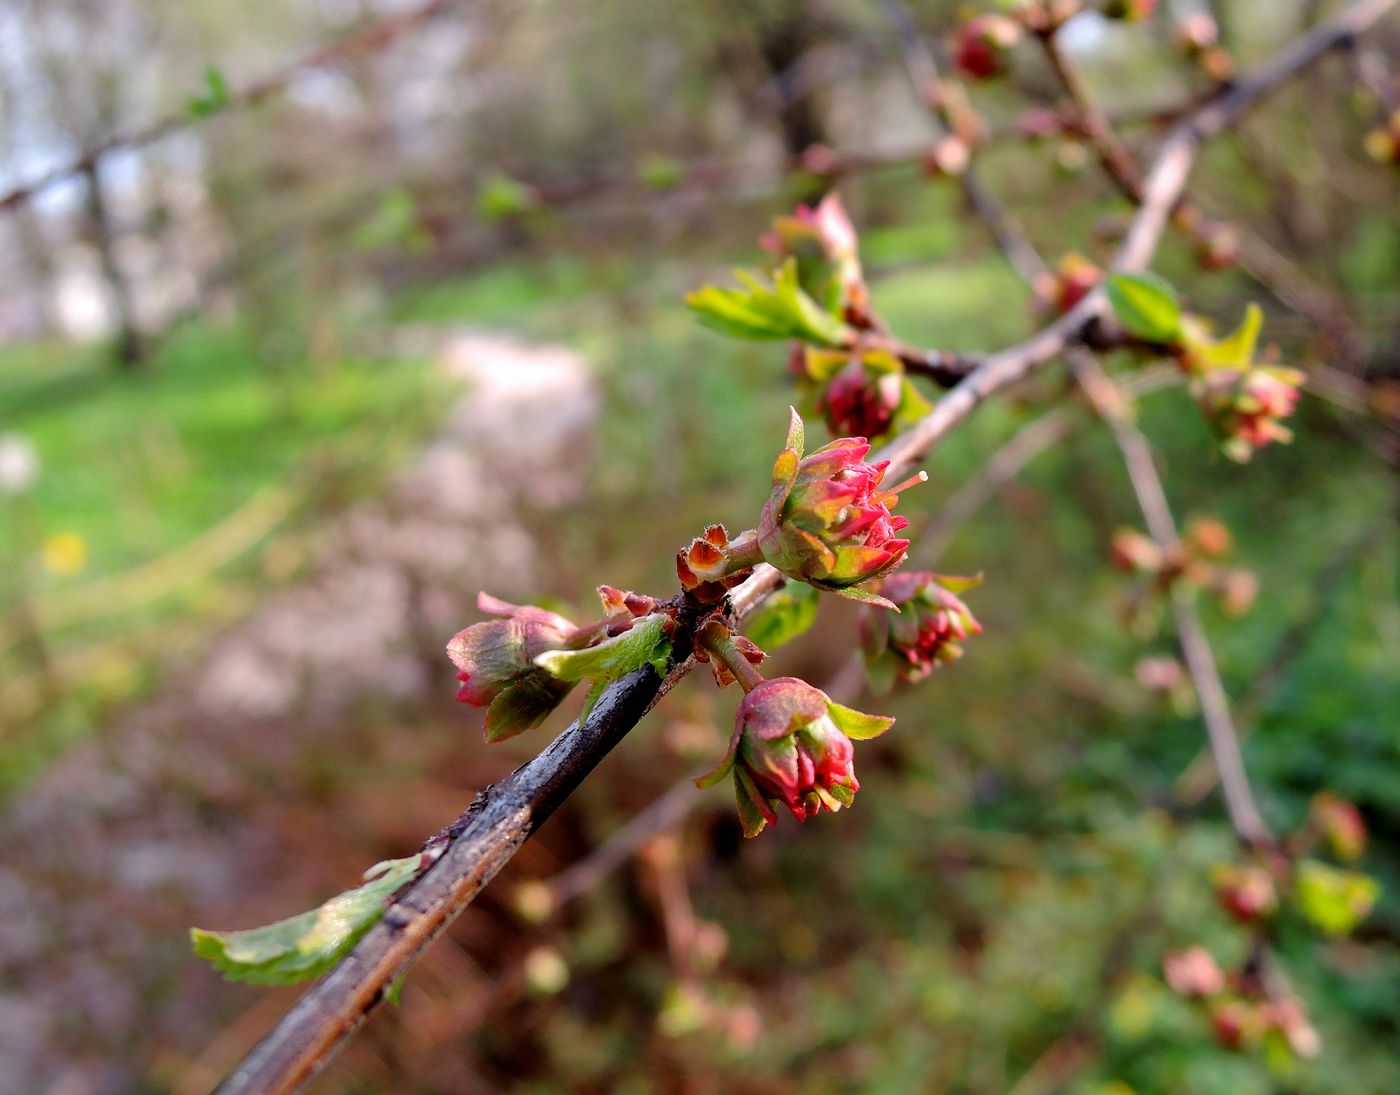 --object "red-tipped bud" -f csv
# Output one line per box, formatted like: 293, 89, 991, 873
1212, 863, 1278, 923
1186, 517, 1232, 558
953, 14, 1021, 81
758, 410, 921, 597
1163, 946, 1226, 998
1364, 110, 1400, 166
1310, 792, 1367, 861
1035, 252, 1101, 317
1109, 528, 1163, 573
859, 572, 982, 691
447, 594, 578, 741
1194, 364, 1305, 462
1101, 0, 1156, 21
1211, 999, 1267, 1051
699, 677, 893, 836
819, 360, 903, 439
760, 192, 867, 319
